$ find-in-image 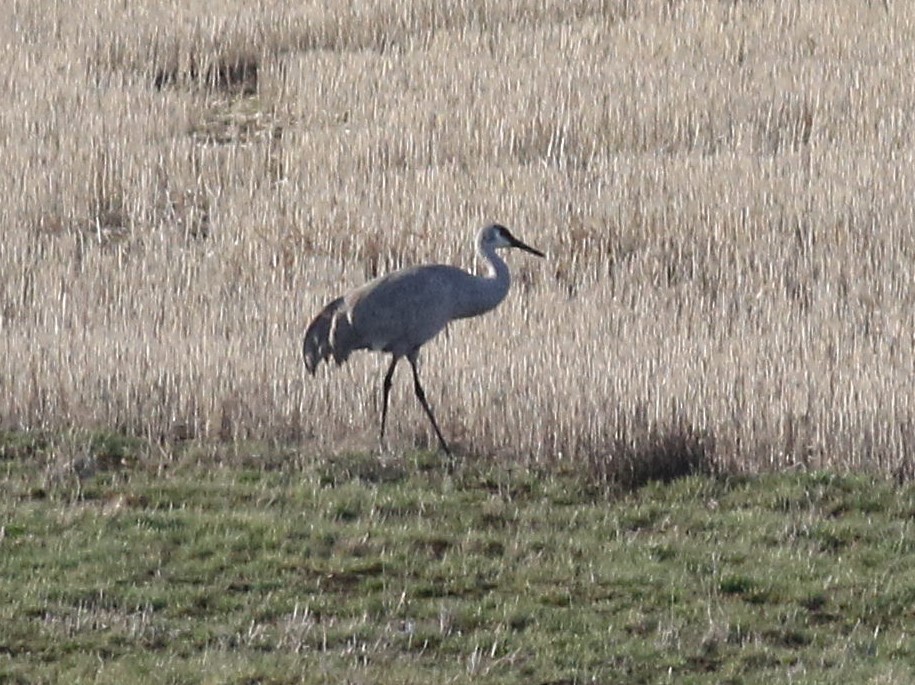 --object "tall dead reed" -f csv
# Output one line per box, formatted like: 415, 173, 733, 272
2, 1, 914, 478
